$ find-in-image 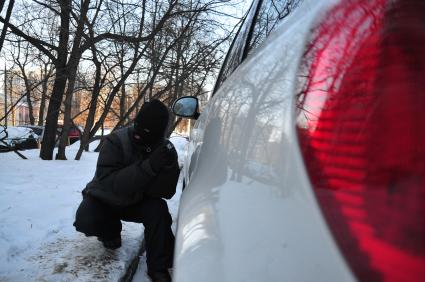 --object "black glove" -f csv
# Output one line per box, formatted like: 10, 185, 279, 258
149, 141, 177, 173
